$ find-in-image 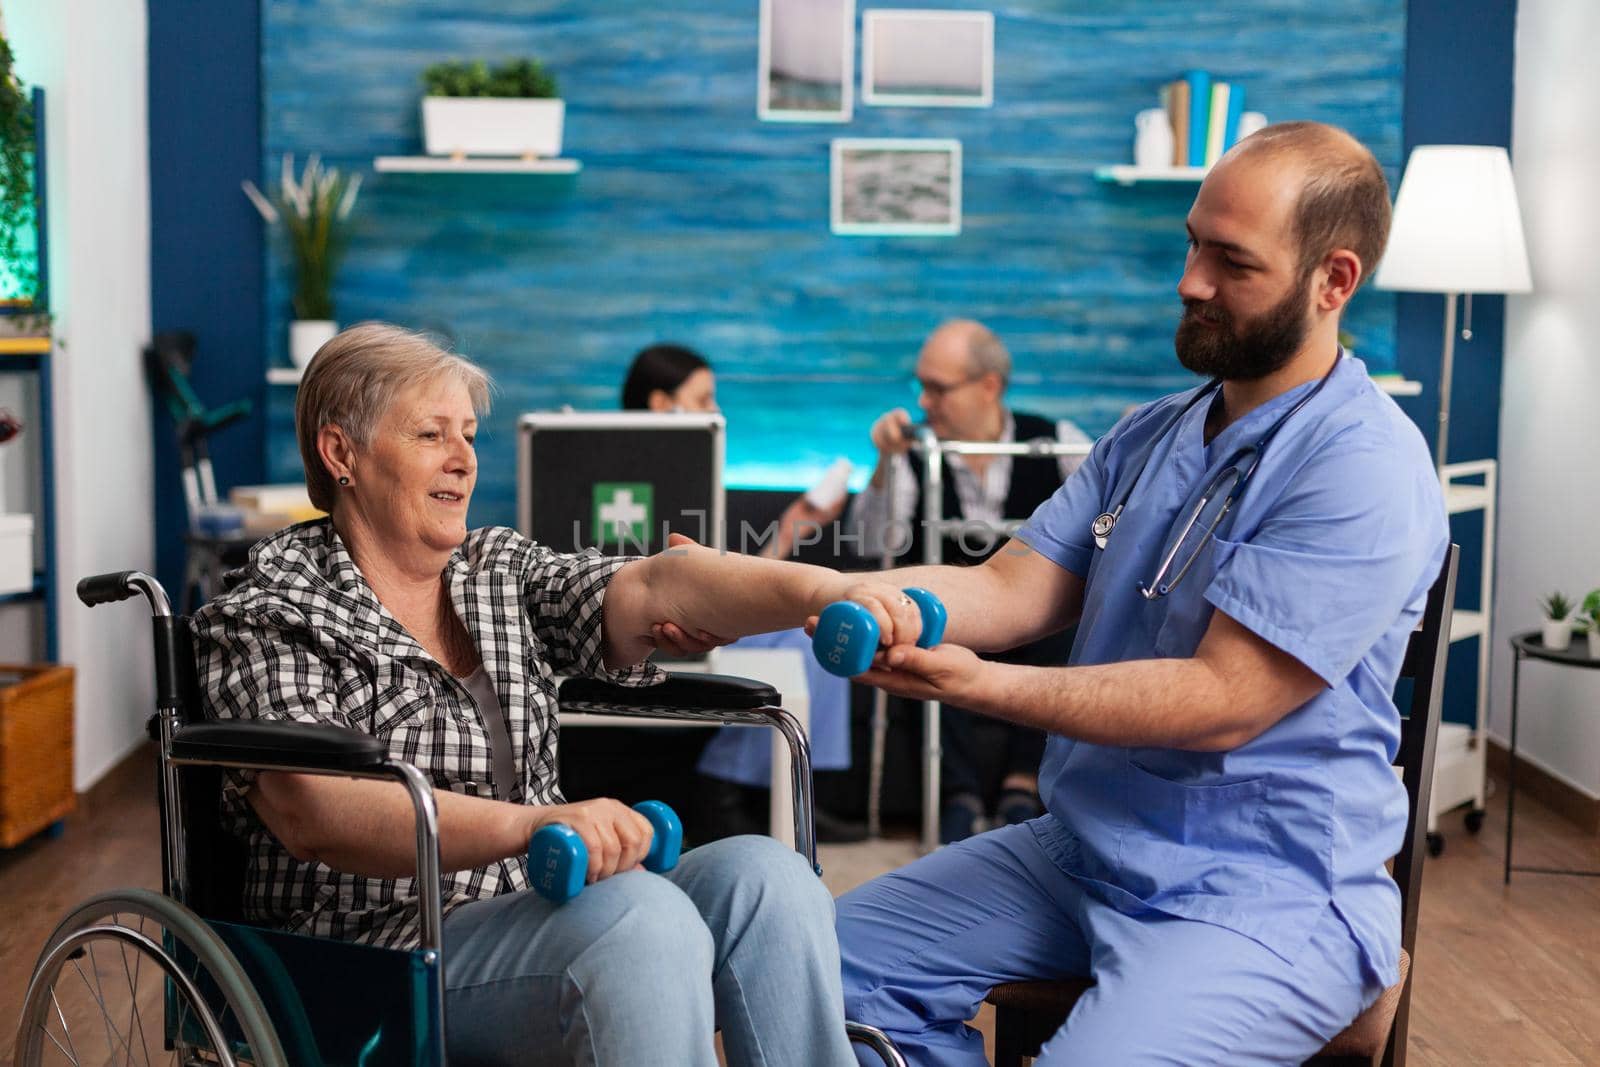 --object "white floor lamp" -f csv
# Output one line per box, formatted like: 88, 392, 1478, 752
1374, 145, 1533, 471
